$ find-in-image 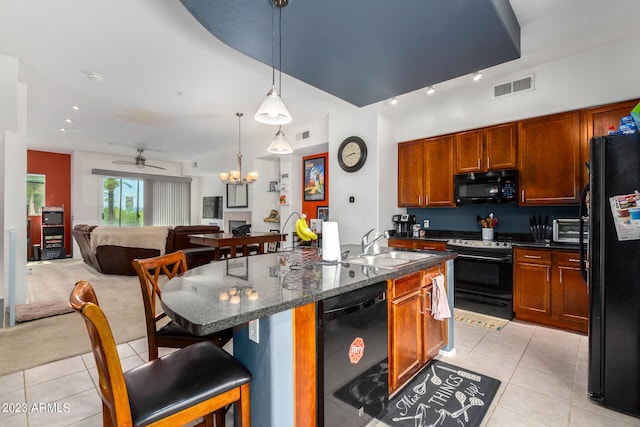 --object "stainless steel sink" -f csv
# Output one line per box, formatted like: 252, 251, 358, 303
346, 251, 438, 269
347, 255, 411, 269
378, 251, 439, 261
